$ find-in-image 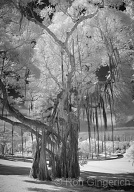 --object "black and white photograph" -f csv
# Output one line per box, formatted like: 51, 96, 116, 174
0, 0, 134, 192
